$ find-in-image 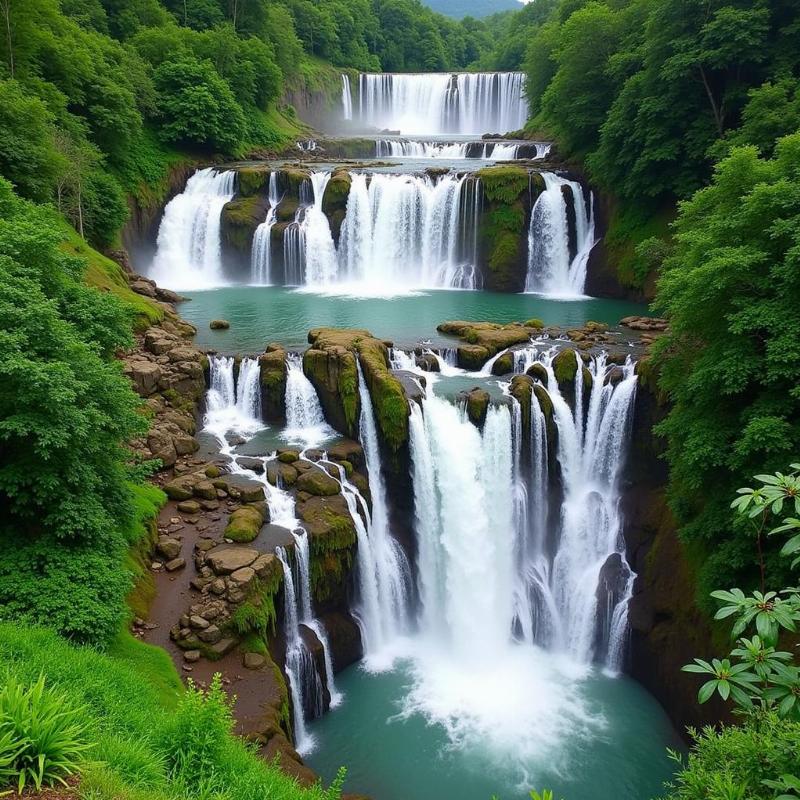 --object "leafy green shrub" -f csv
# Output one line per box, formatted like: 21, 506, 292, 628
0, 674, 89, 793
163, 675, 233, 790
662, 715, 800, 800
